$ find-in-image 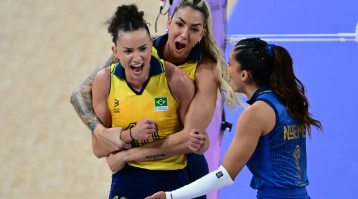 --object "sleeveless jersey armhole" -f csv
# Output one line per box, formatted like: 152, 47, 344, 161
256, 98, 279, 137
